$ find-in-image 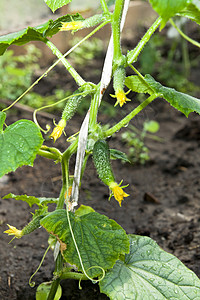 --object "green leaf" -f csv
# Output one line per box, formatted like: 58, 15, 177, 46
110, 149, 130, 163
44, 0, 72, 12
145, 74, 200, 117
0, 28, 47, 56
0, 14, 83, 55
100, 234, 200, 300
125, 76, 152, 94
149, 0, 189, 29
3, 193, 40, 207
0, 119, 43, 178
36, 282, 62, 300
178, 1, 200, 25
0, 112, 6, 133
3, 193, 58, 207
40, 208, 130, 277
74, 205, 95, 217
